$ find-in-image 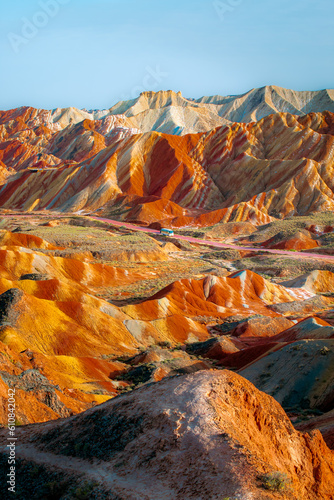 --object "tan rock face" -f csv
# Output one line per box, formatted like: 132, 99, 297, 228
1, 370, 333, 499
109, 87, 334, 133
